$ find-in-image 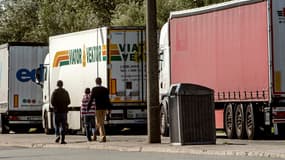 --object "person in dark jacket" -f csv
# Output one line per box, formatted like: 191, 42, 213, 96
51, 80, 70, 144
88, 77, 111, 142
